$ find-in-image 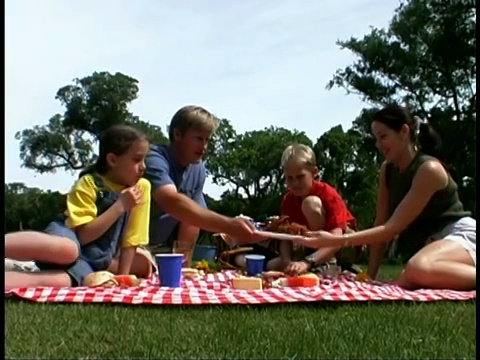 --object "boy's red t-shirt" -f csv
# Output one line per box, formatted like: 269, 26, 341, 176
281, 180, 357, 232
